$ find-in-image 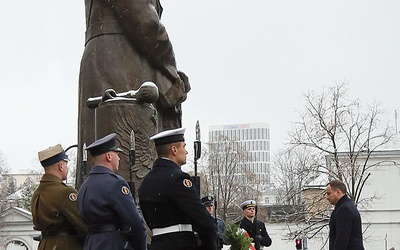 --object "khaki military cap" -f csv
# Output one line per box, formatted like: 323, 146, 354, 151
38, 144, 69, 167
